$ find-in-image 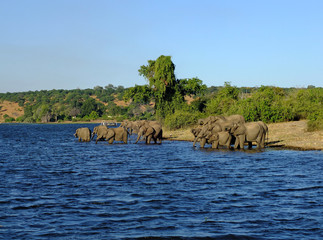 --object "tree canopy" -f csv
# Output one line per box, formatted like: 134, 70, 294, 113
137, 55, 206, 118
